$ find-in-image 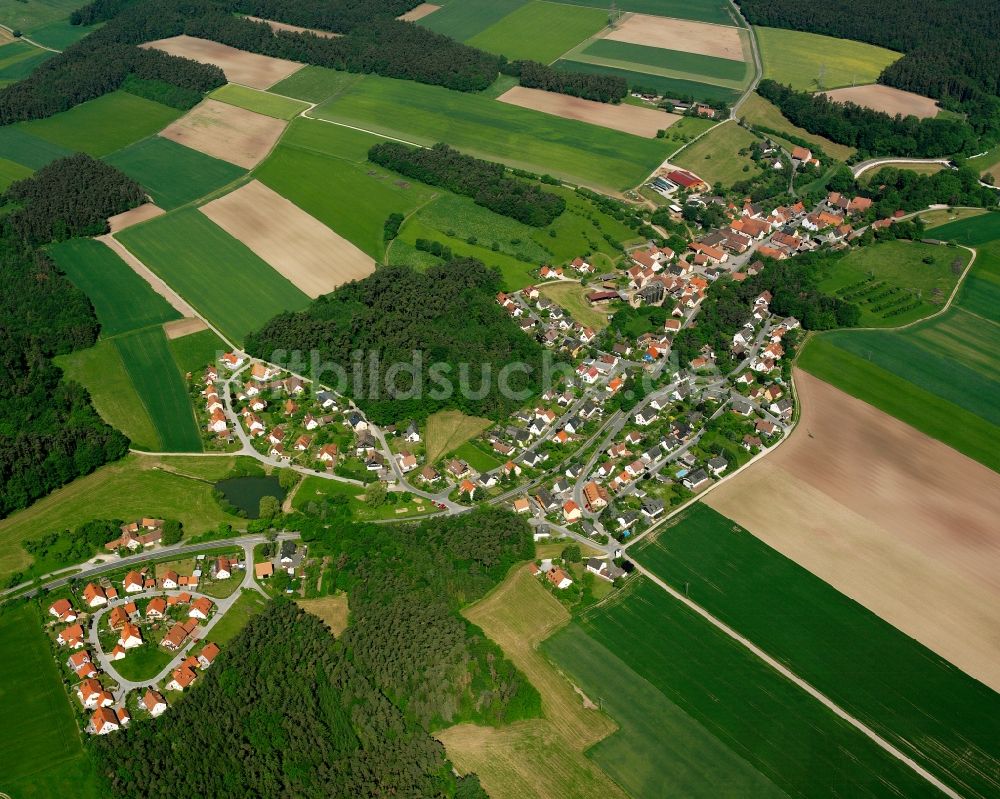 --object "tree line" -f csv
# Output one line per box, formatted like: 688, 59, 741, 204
92, 599, 490, 798
757, 79, 981, 159
0, 155, 135, 519
503, 59, 627, 103
369, 142, 566, 226
828, 164, 997, 213
246, 259, 547, 424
